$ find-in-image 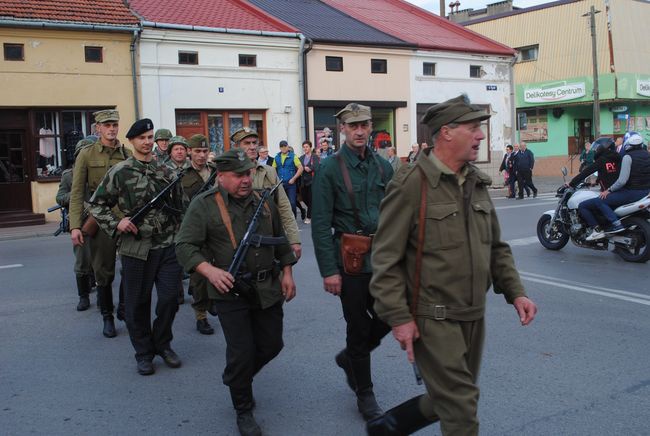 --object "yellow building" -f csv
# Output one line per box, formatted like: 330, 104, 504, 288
0, 0, 139, 225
